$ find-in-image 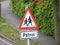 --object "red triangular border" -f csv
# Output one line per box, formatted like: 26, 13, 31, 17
18, 8, 38, 30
